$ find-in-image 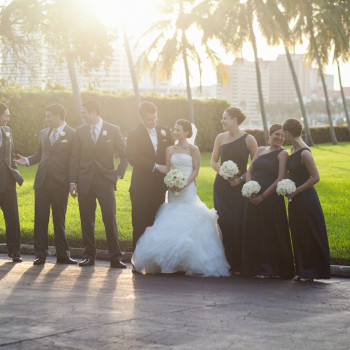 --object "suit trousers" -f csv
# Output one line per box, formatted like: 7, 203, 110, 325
0, 182, 21, 256
34, 182, 70, 259
130, 190, 166, 250
78, 177, 122, 260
